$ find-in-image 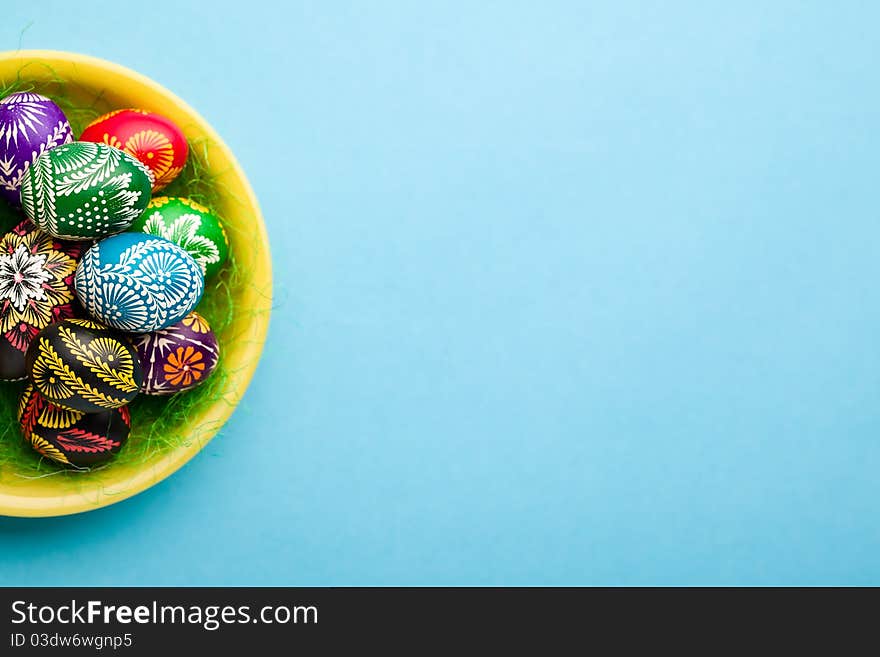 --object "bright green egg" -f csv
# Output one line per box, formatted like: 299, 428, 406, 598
128, 196, 229, 277
20, 141, 153, 240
